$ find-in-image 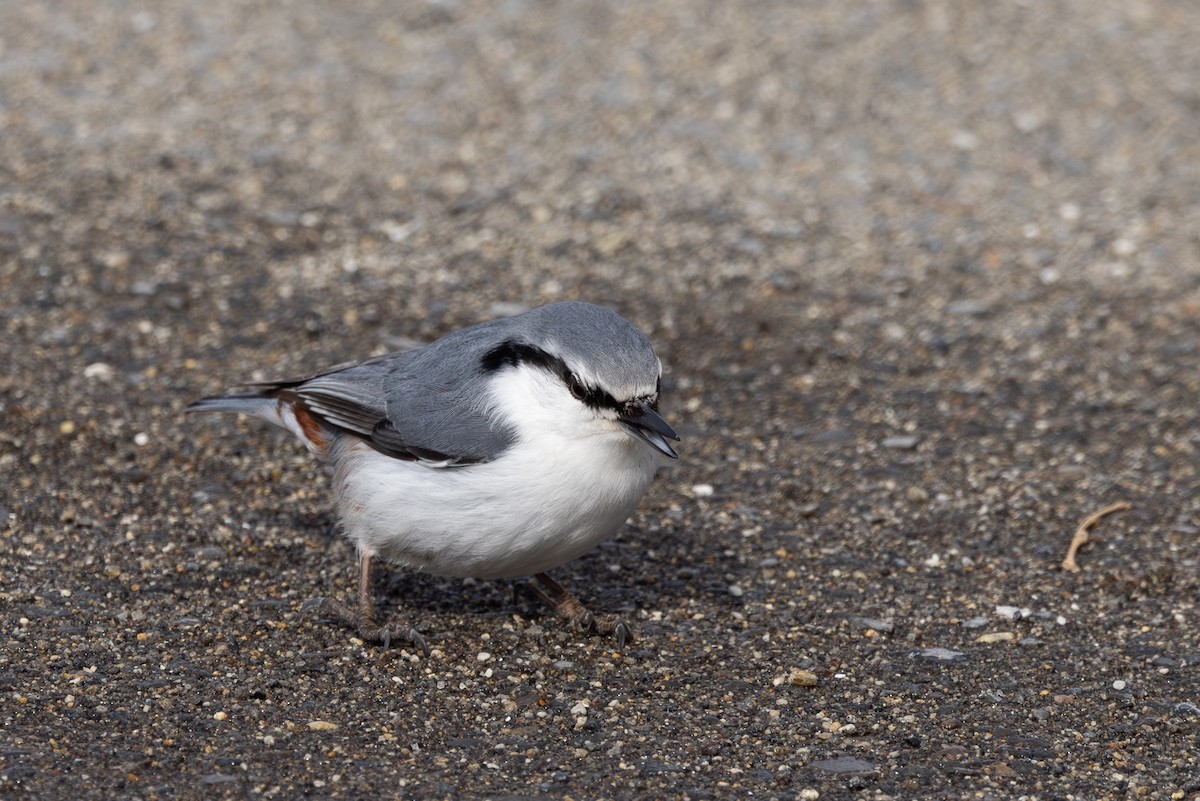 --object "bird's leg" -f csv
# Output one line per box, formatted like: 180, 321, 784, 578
529, 572, 633, 648
305, 554, 428, 654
